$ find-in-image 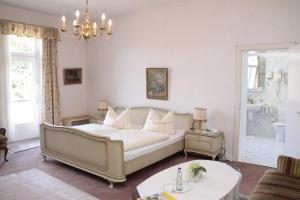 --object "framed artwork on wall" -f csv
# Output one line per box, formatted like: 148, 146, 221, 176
146, 68, 168, 100
63, 68, 82, 85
